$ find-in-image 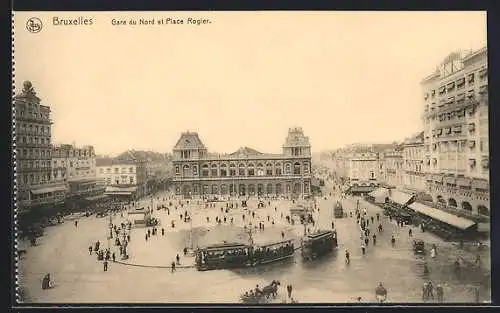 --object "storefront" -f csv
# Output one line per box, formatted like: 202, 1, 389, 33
104, 186, 138, 200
